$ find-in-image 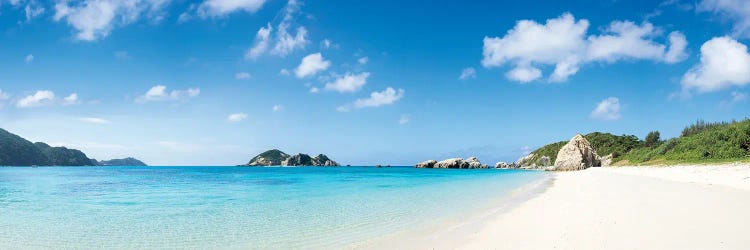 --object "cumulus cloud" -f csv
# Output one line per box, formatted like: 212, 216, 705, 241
78, 117, 110, 124
338, 87, 404, 112
24, 2, 45, 22
295, 53, 330, 78
506, 64, 542, 82
25, 54, 34, 63
235, 72, 251, 79
590, 97, 621, 121
309, 86, 320, 93
196, 0, 266, 18
459, 67, 476, 80
482, 13, 688, 83
227, 113, 248, 122
137, 85, 200, 102
324, 72, 370, 93
272, 104, 284, 112
681, 36, 750, 93
245, 0, 307, 59
698, 0, 750, 38
53, 0, 171, 41
63, 93, 80, 105
17, 90, 55, 108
